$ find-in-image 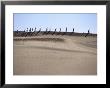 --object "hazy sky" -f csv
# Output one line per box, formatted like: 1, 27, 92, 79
14, 13, 97, 34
